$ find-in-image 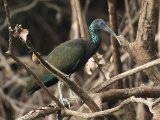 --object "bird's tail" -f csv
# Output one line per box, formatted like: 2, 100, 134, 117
26, 78, 40, 96
26, 74, 58, 95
